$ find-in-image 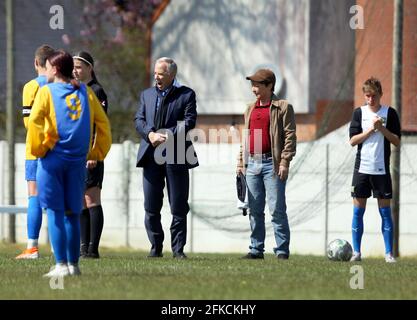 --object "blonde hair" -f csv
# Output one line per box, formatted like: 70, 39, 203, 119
362, 77, 383, 95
